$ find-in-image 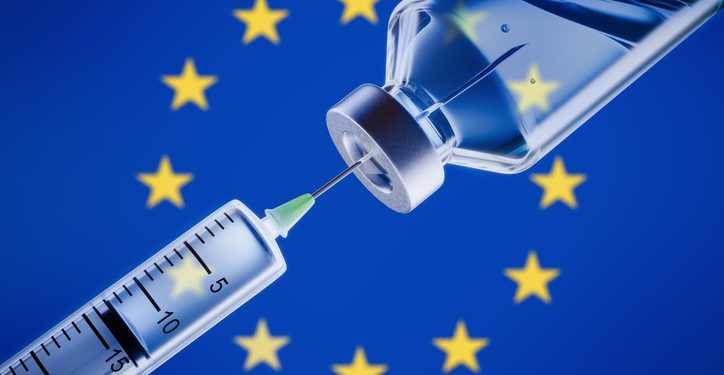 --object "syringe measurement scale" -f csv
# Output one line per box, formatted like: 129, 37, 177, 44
2, 159, 369, 375
3, 203, 283, 375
